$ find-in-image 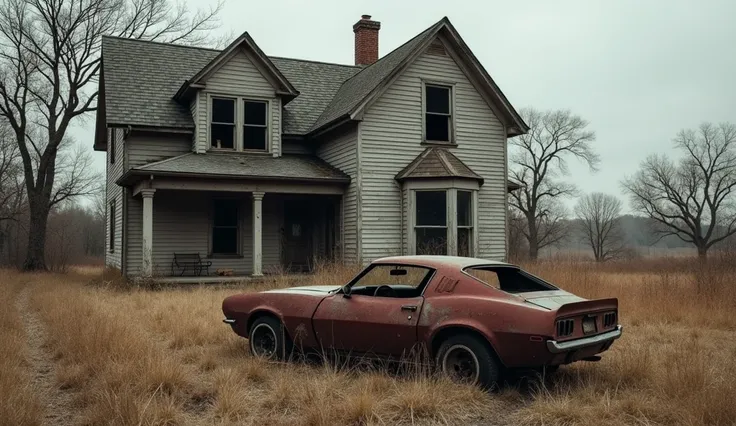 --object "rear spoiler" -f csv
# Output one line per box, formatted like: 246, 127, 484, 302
556, 298, 618, 317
